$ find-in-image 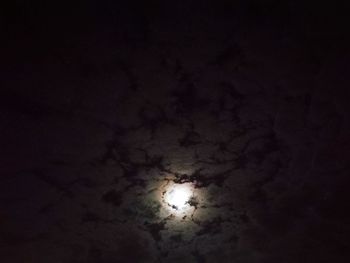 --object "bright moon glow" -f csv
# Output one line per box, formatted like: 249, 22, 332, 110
164, 184, 193, 210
